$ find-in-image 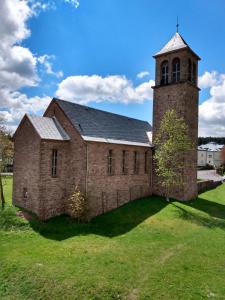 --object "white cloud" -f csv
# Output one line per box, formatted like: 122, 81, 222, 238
56, 75, 154, 104
0, 0, 62, 130
137, 71, 150, 79
198, 71, 221, 89
38, 55, 63, 78
0, 89, 51, 130
199, 71, 225, 137
64, 0, 80, 8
